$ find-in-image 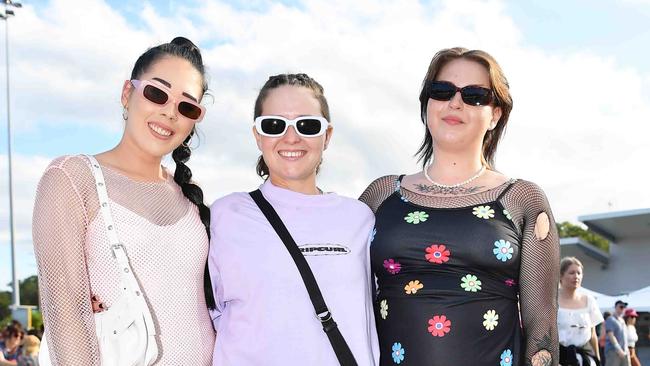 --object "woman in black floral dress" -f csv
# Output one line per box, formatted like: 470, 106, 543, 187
361, 48, 559, 366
